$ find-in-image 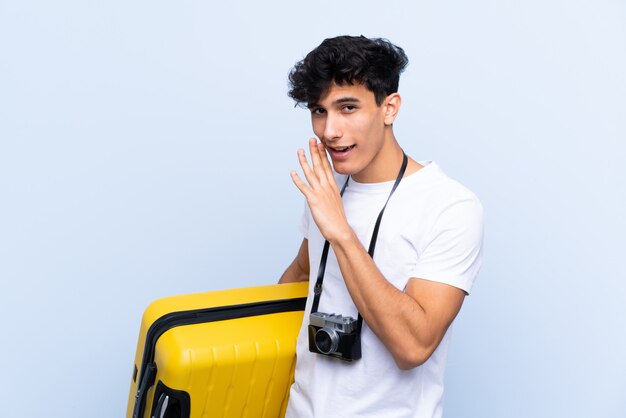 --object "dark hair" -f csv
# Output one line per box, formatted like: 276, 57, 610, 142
288, 35, 409, 107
